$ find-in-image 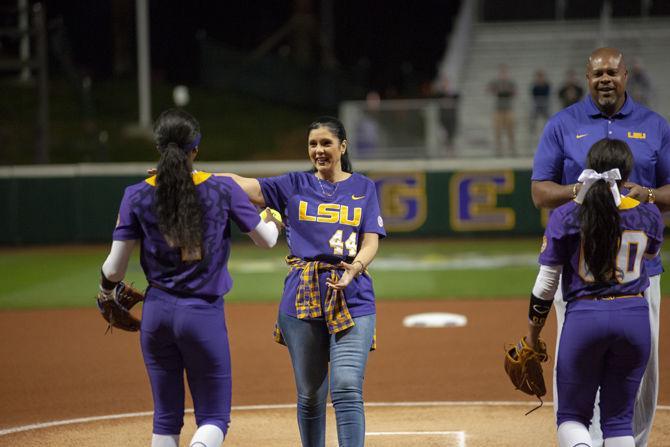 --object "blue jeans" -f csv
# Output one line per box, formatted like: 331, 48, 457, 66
277, 312, 376, 447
